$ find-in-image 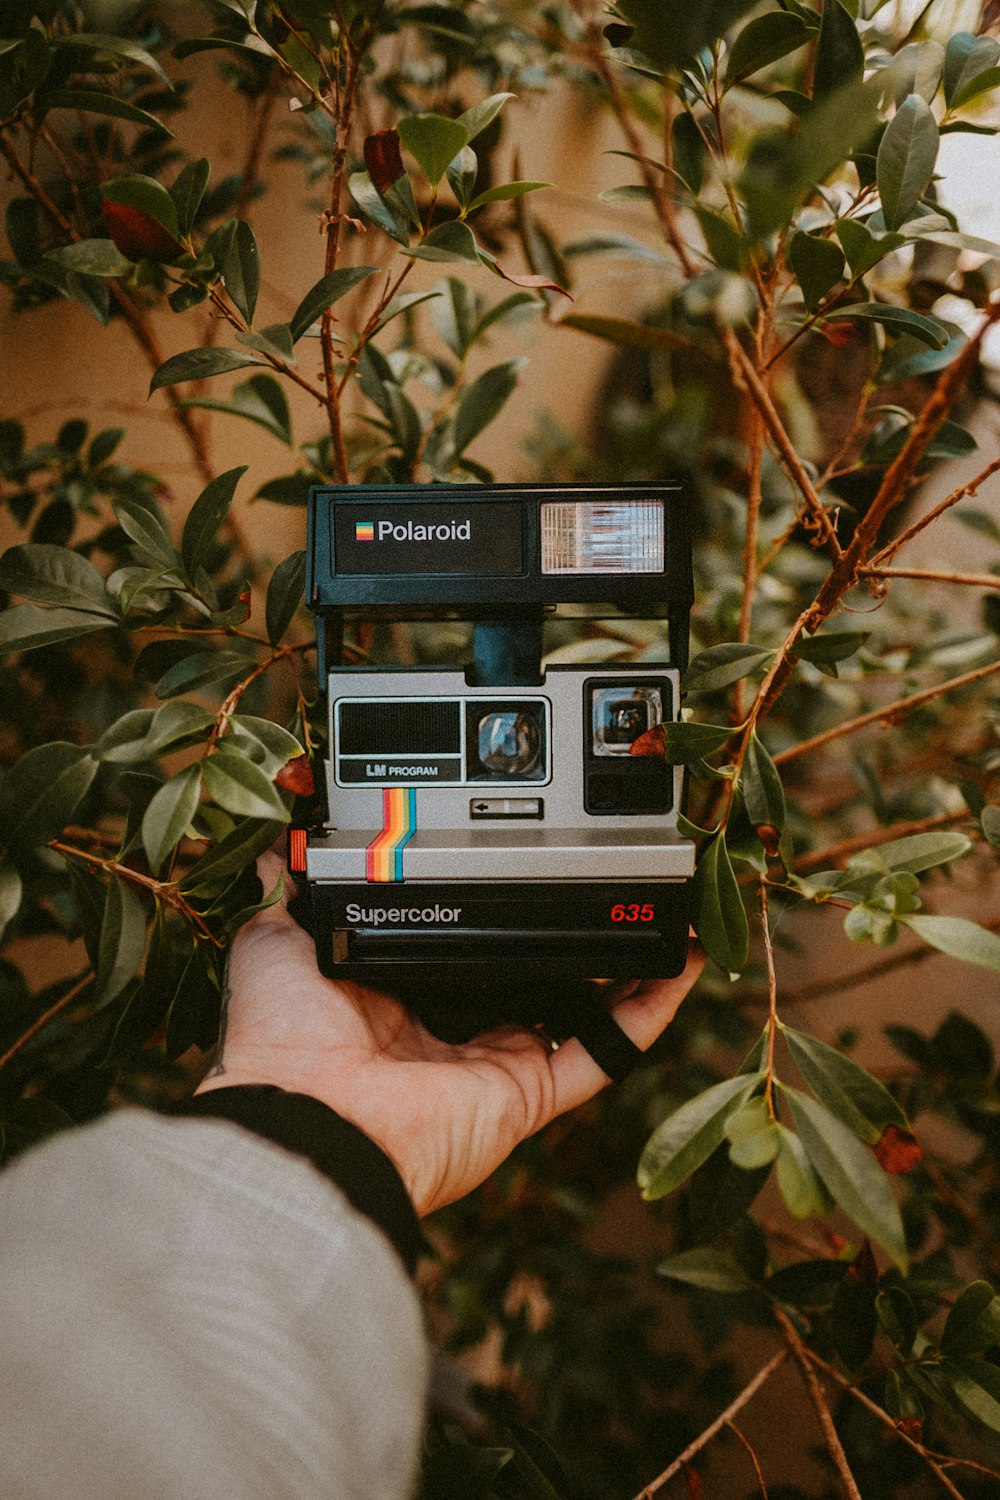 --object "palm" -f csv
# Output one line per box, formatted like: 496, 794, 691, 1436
203, 856, 703, 1215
